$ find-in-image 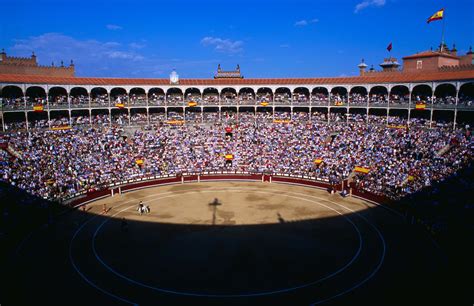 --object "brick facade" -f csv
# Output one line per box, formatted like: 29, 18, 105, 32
0, 50, 75, 77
